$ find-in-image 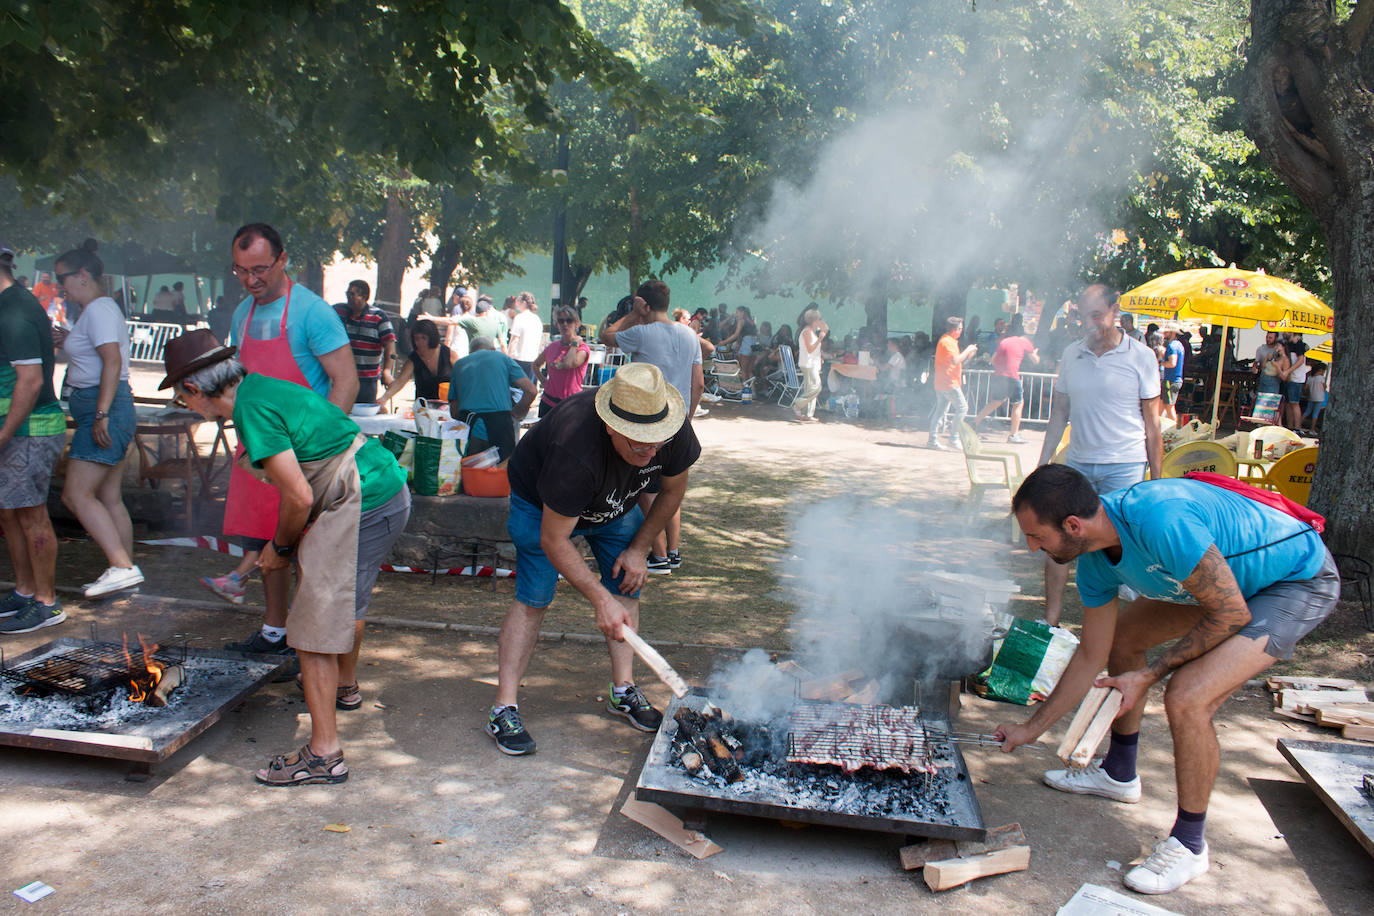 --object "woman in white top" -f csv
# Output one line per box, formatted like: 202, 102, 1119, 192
792, 305, 830, 421
52, 240, 144, 598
